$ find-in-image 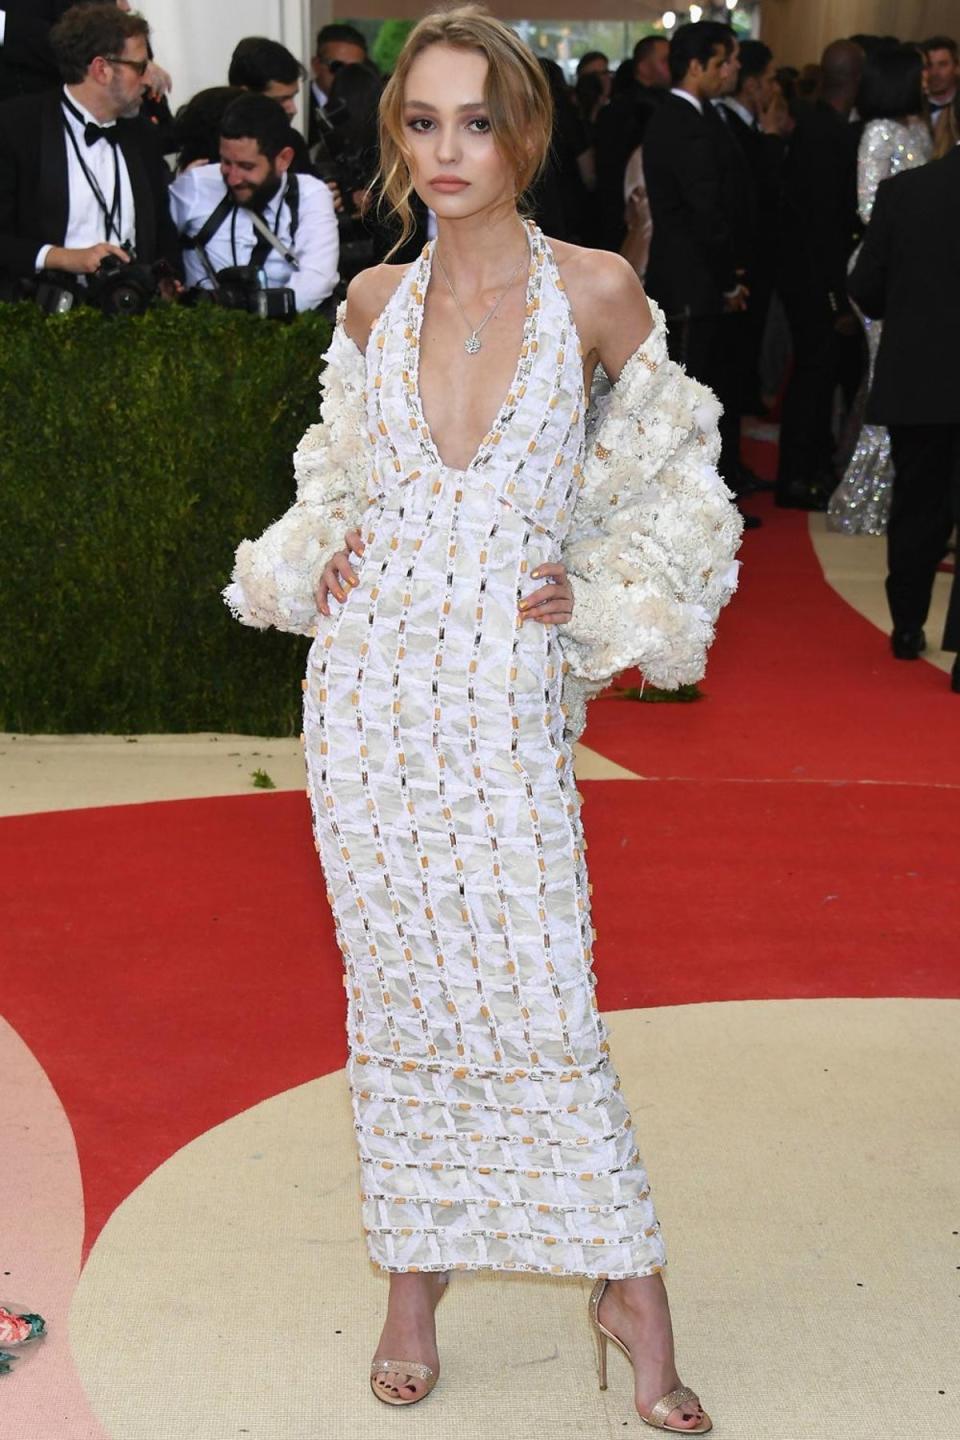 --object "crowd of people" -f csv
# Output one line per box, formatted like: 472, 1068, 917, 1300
0, 4, 957, 684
